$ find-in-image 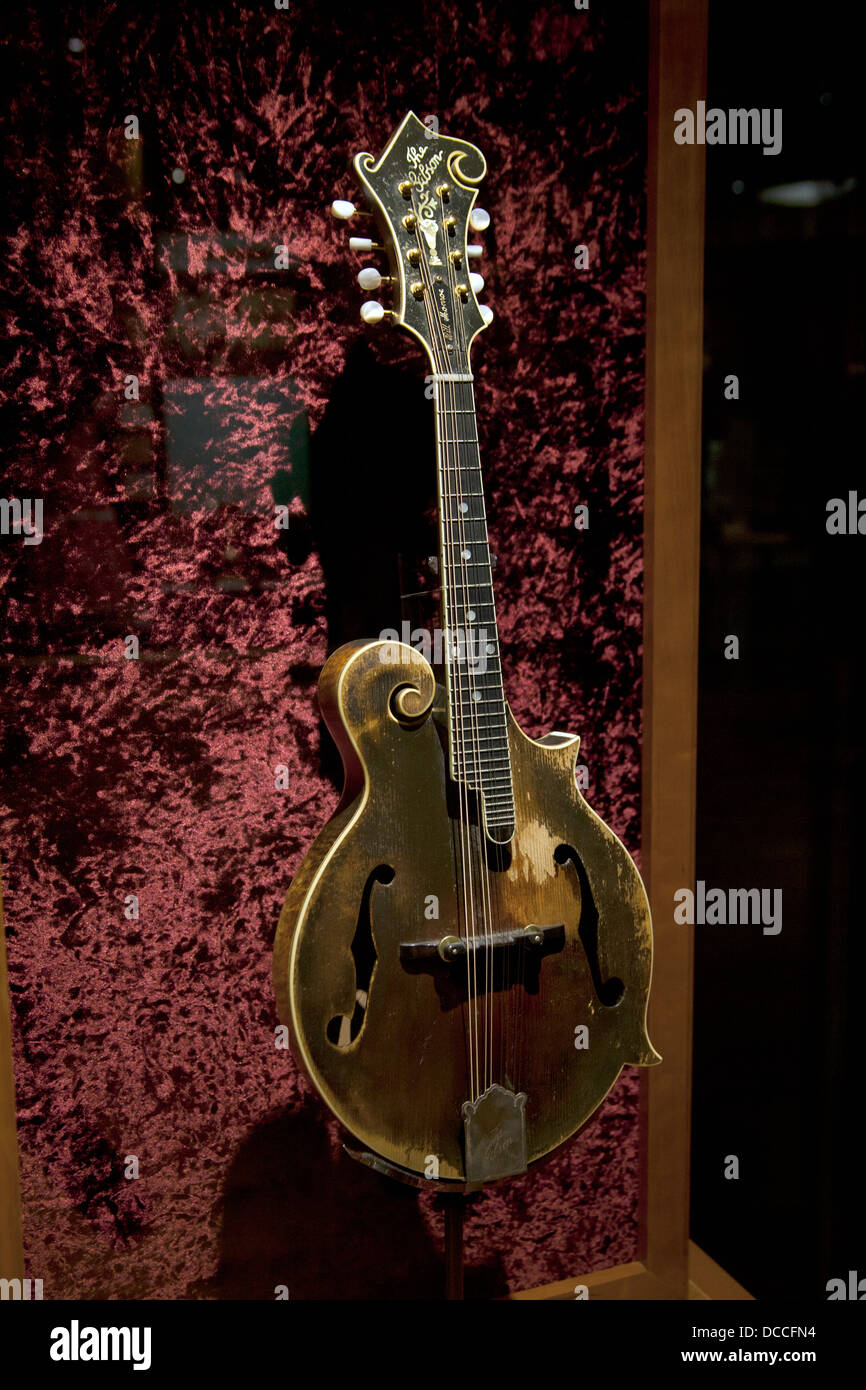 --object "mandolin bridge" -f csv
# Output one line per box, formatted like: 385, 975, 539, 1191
399, 922, 564, 972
